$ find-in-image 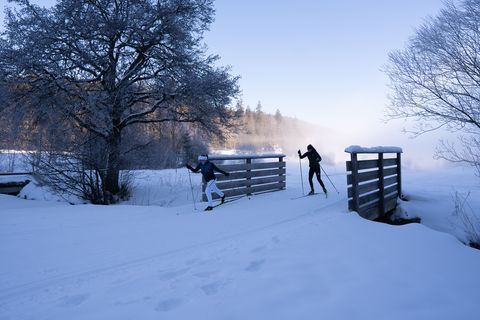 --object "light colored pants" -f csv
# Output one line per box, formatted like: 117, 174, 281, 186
205, 179, 224, 206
